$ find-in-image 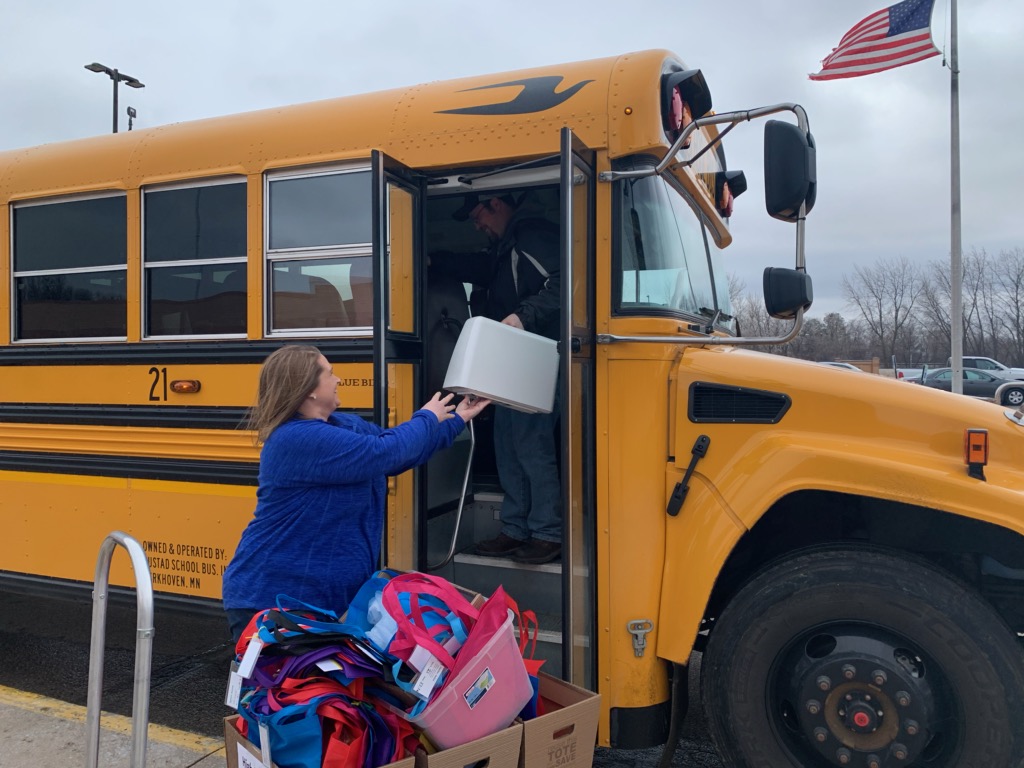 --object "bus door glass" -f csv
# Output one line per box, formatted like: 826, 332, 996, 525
559, 128, 597, 688
371, 151, 424, 571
